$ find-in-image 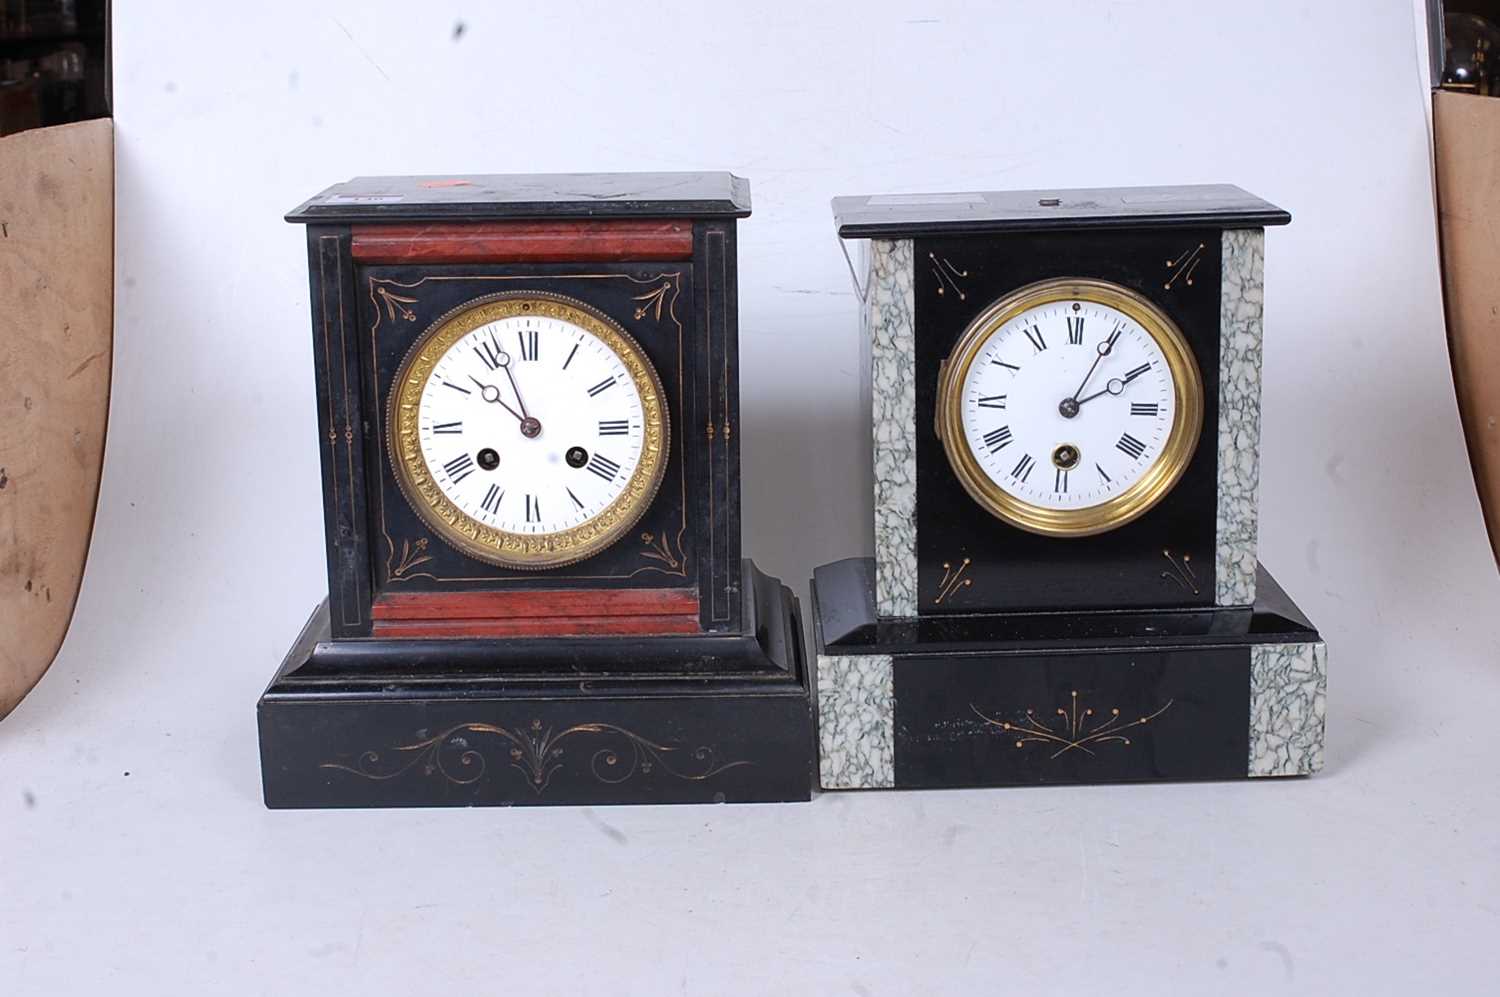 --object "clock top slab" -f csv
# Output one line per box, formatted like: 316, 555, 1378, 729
286, 171, 751, 224
832, 183, 1289, 239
